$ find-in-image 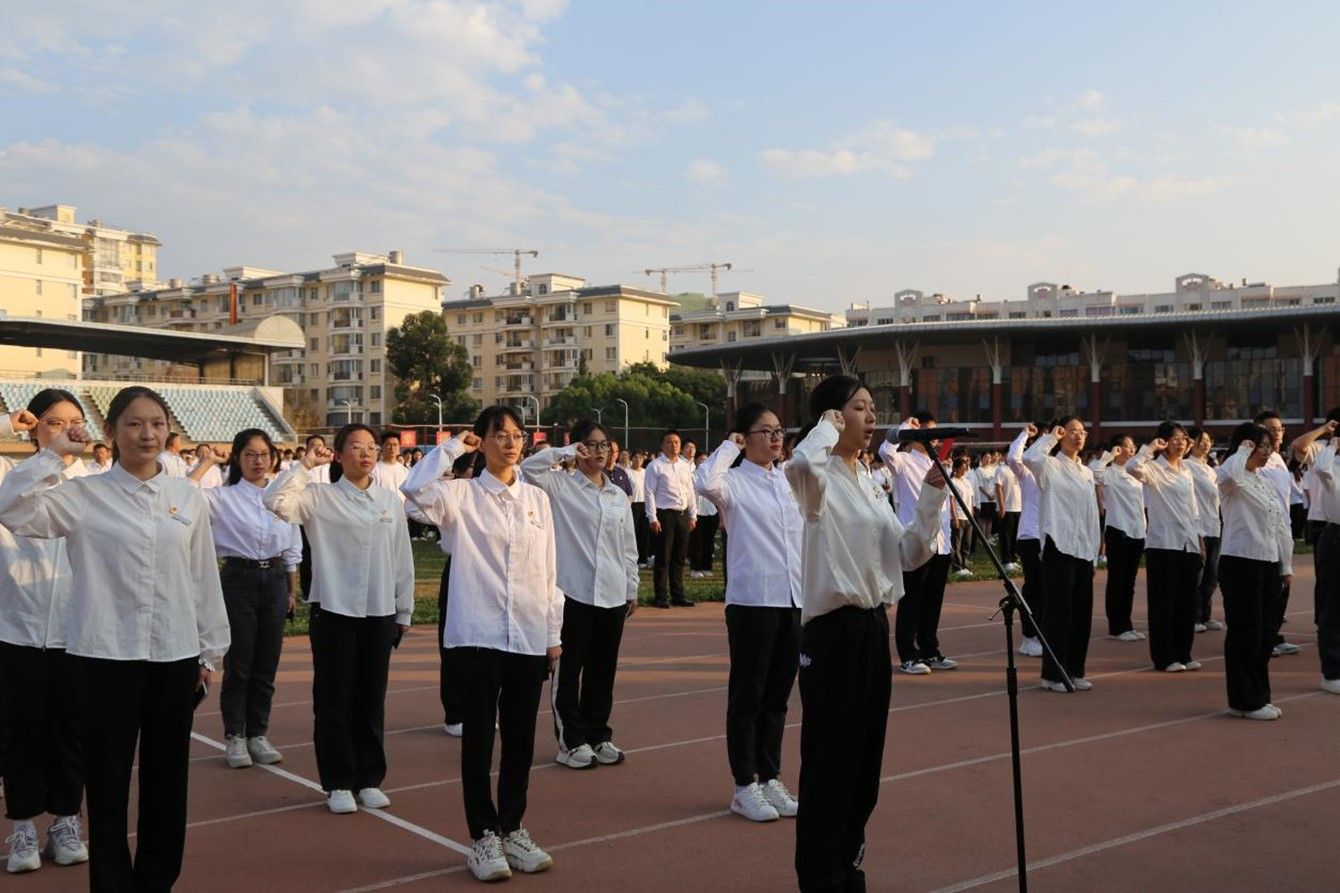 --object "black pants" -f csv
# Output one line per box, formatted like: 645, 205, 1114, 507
653, 508, 691, 604
975, 502, 997, 543
219, 561, 289, 738
726, 605, 800, 787
436, 558, 463, 726
1317, 524, 1340, 681
1198, 535, 1222, 624
1000, 511, 1020, 564
1270, 580, 1292, 647
453, 647, 548, 840
1145, 548, 1202, 669
1040, 538, 1094, 683
895, 553, 951, 663
0, 644, 82, 820
795, 607, 890, 893
75, 655, 197, 893
1103, 527, 1145, 636
631, 502, 650, 564
1220, 555, 1282, 712
690, 513, 720, 571
950, 520, 972, 571
309, 606, 396, 792
552, 598, 628, 750
299, 526, 313, 600
1017, 537, 1043, 639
